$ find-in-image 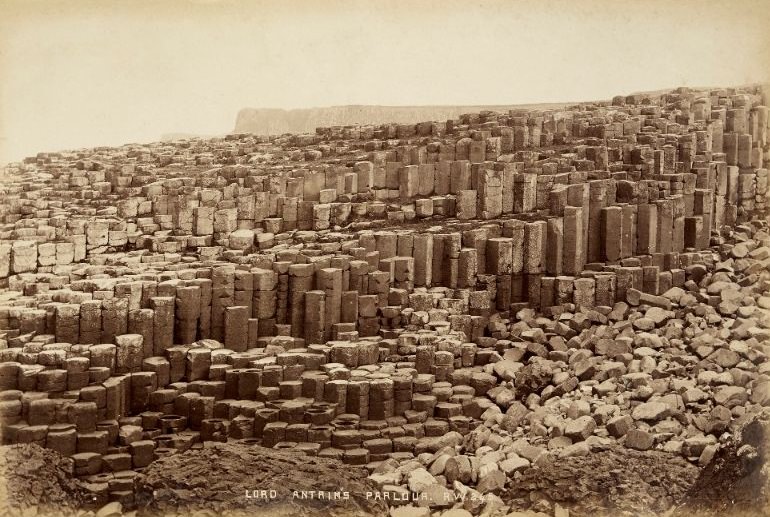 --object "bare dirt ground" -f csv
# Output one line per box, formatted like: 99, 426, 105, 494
502, 446, 699, 517
0, 443, 90, 515
134, 442, 387, 517
672, 411, 770, 517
